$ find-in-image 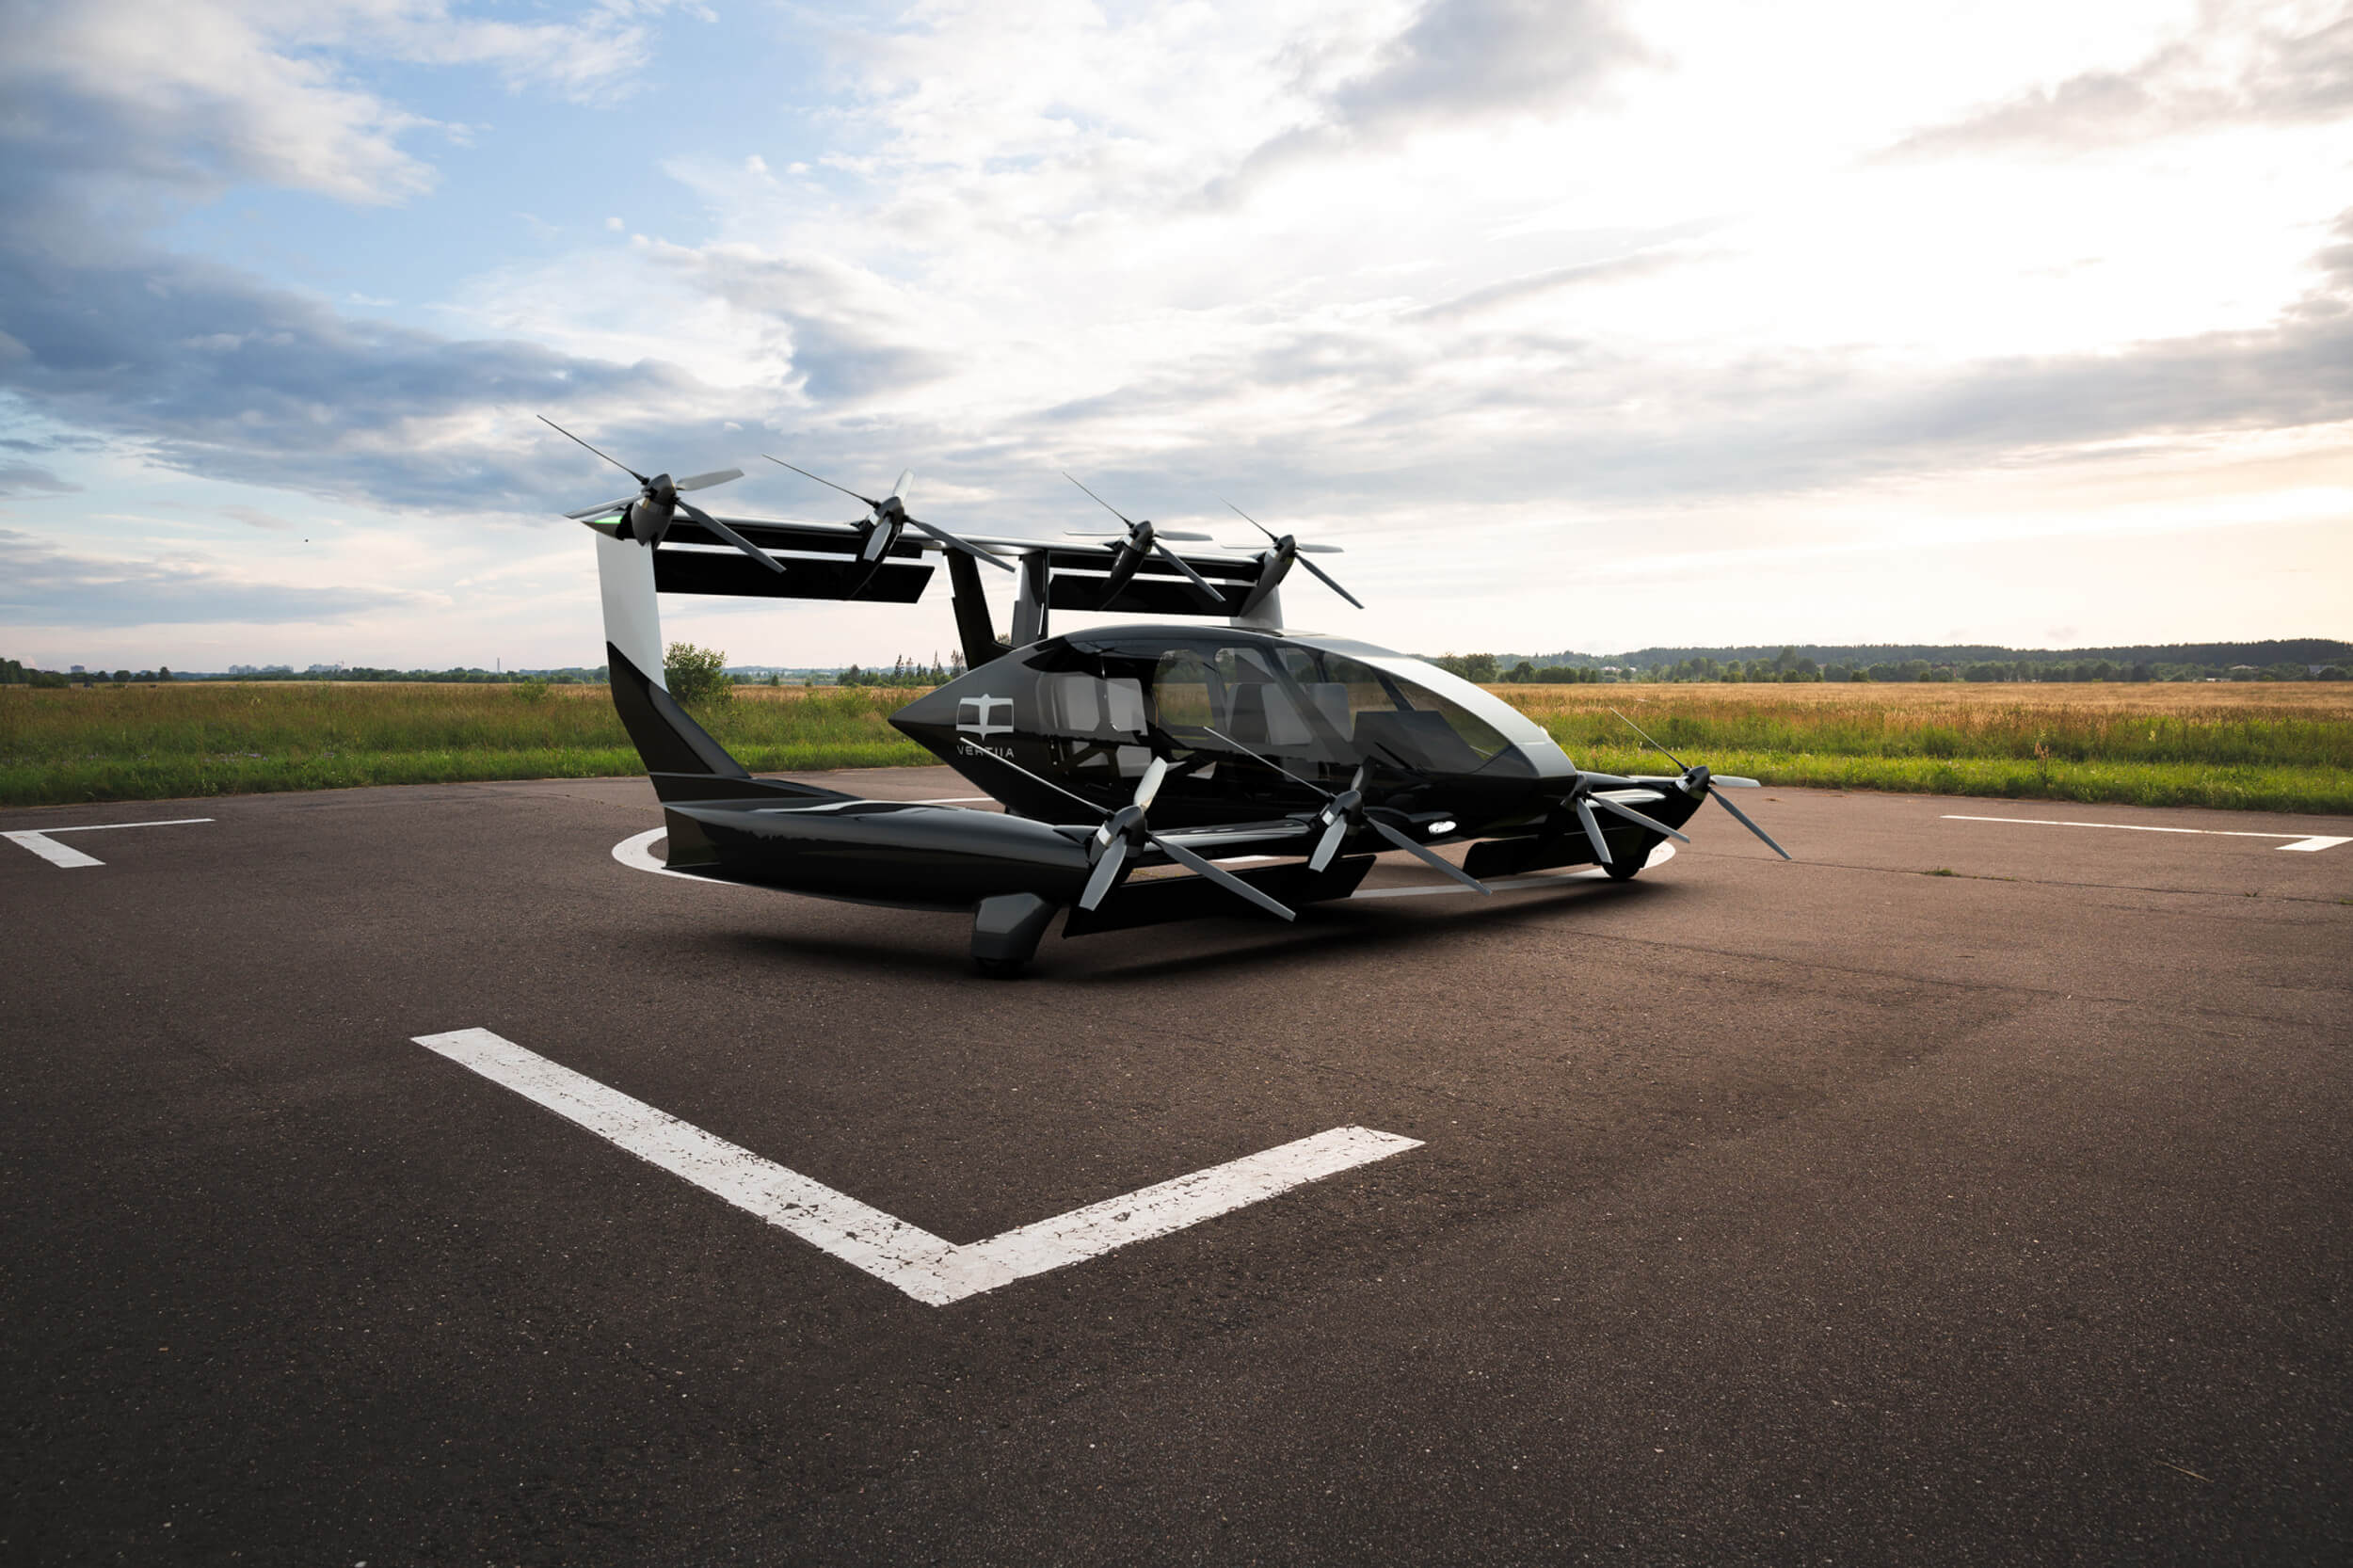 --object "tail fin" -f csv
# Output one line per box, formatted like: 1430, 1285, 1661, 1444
604, 639, 753, 790
589, 526, 751, 803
